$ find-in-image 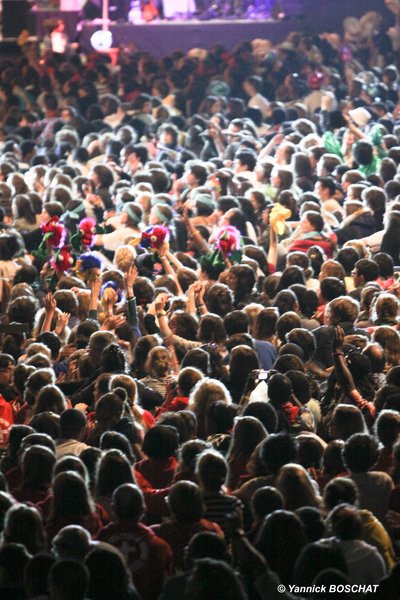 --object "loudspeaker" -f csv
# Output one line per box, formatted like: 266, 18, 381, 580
3, 1, 30, 38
